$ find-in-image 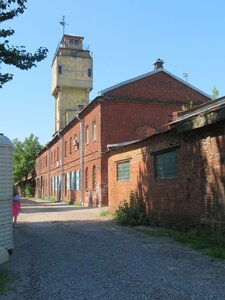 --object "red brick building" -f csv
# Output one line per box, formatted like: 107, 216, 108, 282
108, 97, 225, 228
35, 59, 210, 206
